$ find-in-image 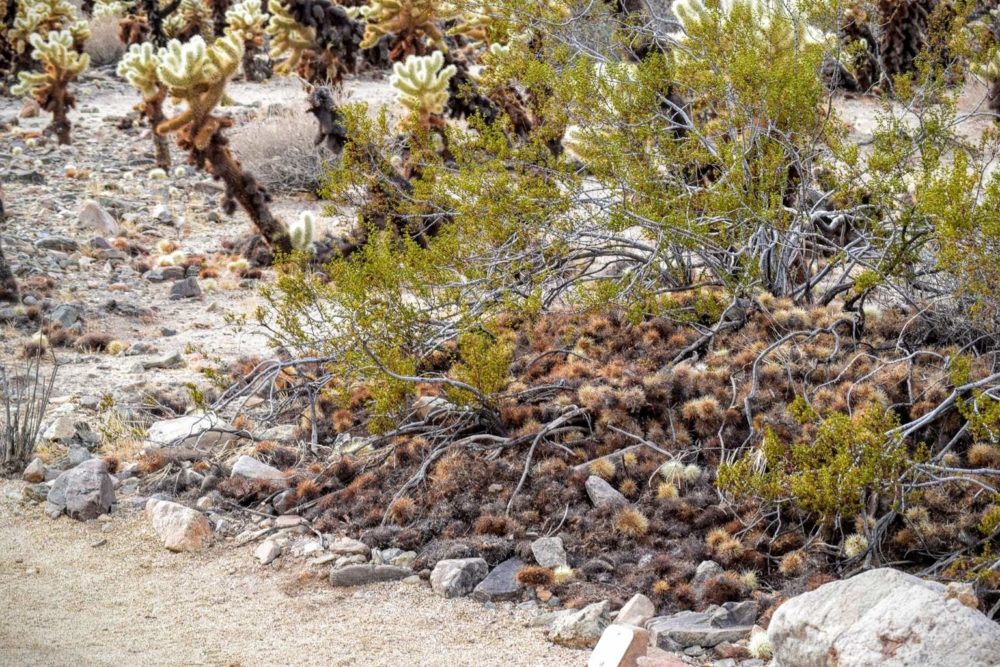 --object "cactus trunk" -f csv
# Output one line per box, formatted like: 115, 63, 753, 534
49, 96, 72, 145
203, 136, 292, 254
144, 92, 172, 168
0, 237, 18, 303
241, 43, 271, 81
